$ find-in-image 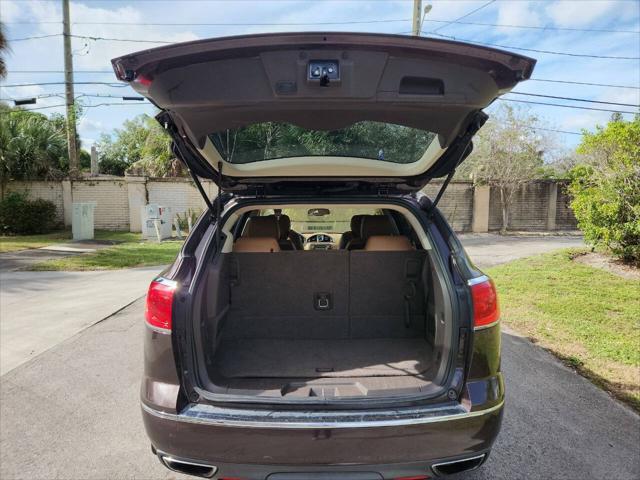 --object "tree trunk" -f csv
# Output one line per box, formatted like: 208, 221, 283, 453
499, 186, 509, 233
